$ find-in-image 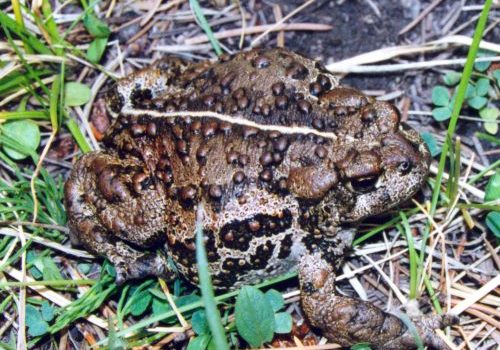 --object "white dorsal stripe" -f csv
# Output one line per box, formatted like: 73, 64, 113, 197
125, 109, 339, 140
